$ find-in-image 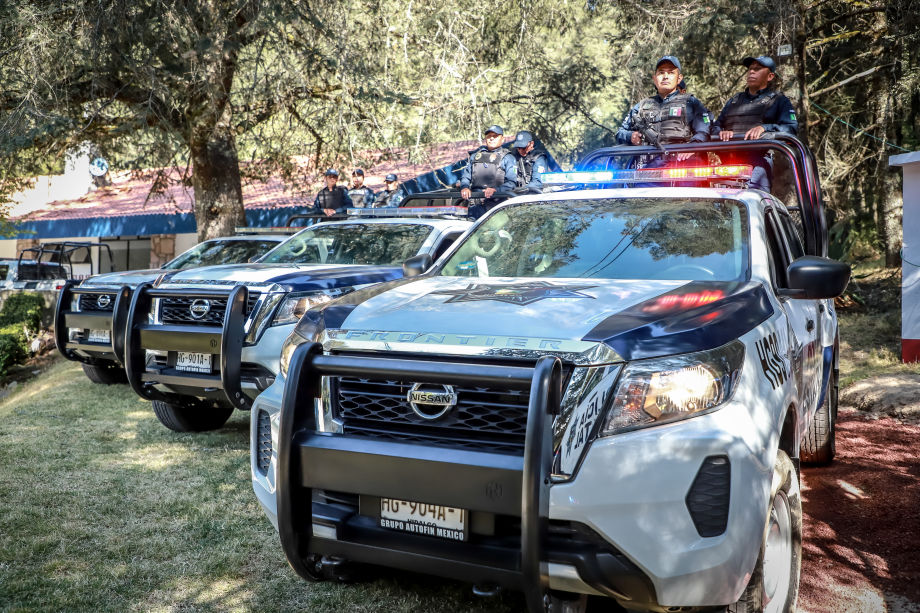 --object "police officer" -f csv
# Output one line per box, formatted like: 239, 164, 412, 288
616, 56, 710, 164
712, 55, 798, 191
374, 173, 404, 207
509, 130, 550, 193
459, 125, 517, 218
347, 169, 375, 207
312, 169, 352, 217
